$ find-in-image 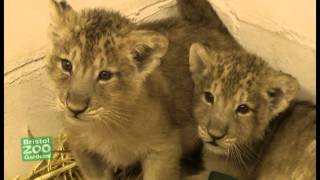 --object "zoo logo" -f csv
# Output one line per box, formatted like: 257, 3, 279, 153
21, 136, 53, 161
